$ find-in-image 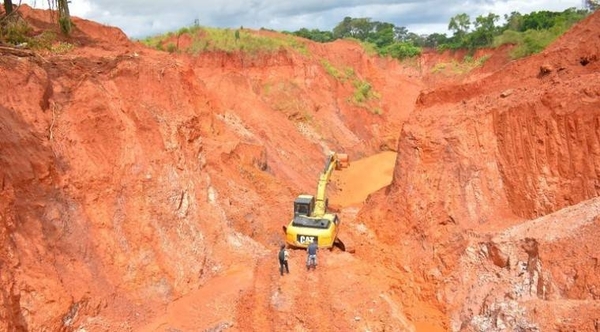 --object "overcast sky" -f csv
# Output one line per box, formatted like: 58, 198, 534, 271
20, 0, 583, 39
